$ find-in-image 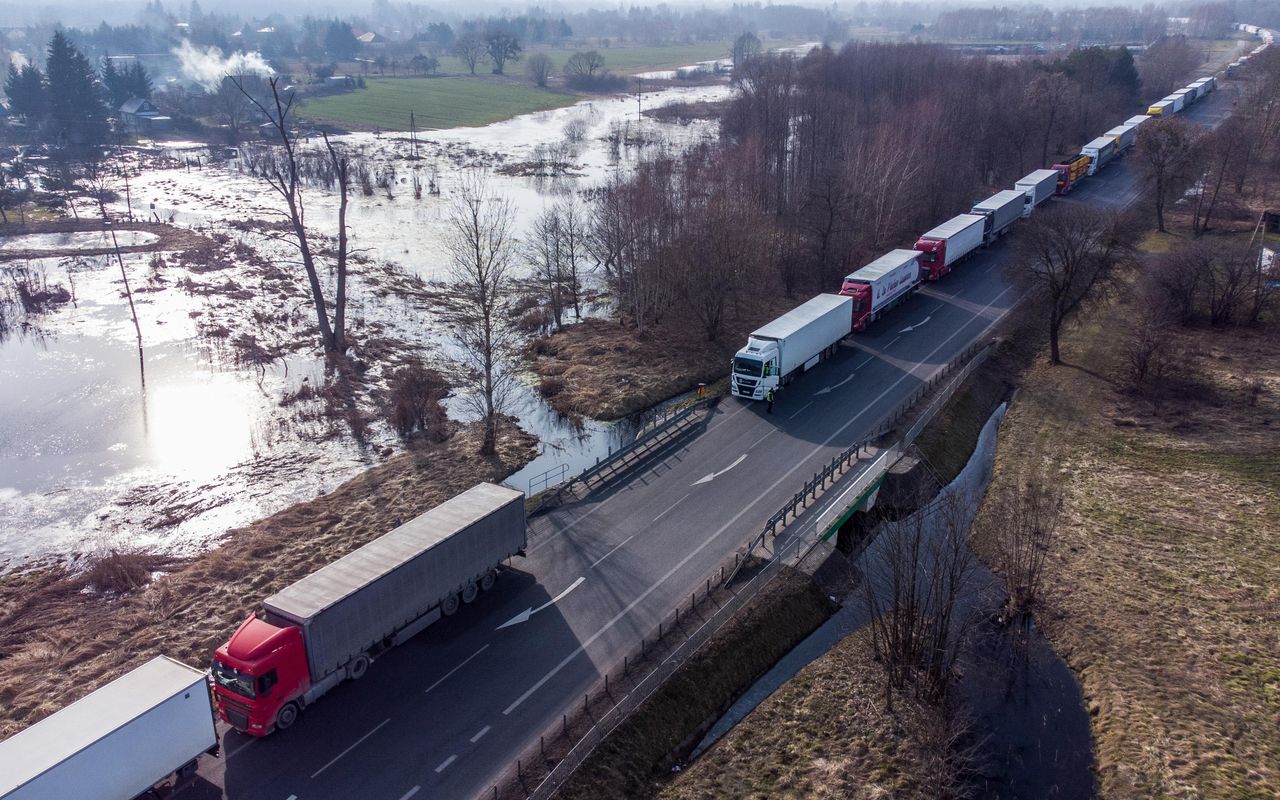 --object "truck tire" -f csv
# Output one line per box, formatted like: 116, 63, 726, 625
177, 759, 198, 781
275, 702, 299, 731
442, 592, 461, 616
462, 580, 479, 604
347, 654, 370, 680
480, 569, 497, 591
